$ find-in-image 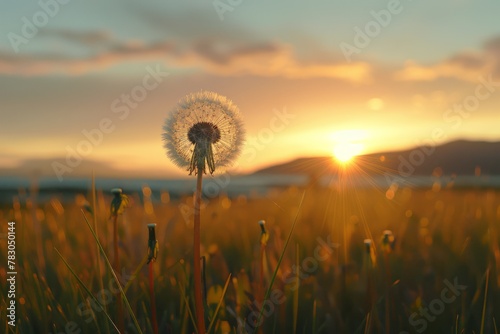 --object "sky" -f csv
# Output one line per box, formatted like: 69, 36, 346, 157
1, 0, 500, 178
